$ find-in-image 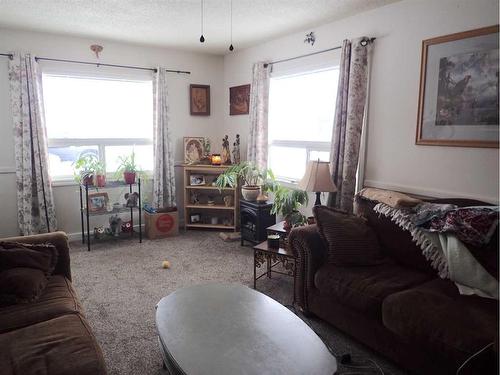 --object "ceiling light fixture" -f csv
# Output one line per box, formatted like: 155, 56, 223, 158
199, 0, 205, 43
228, 0, 234, 51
